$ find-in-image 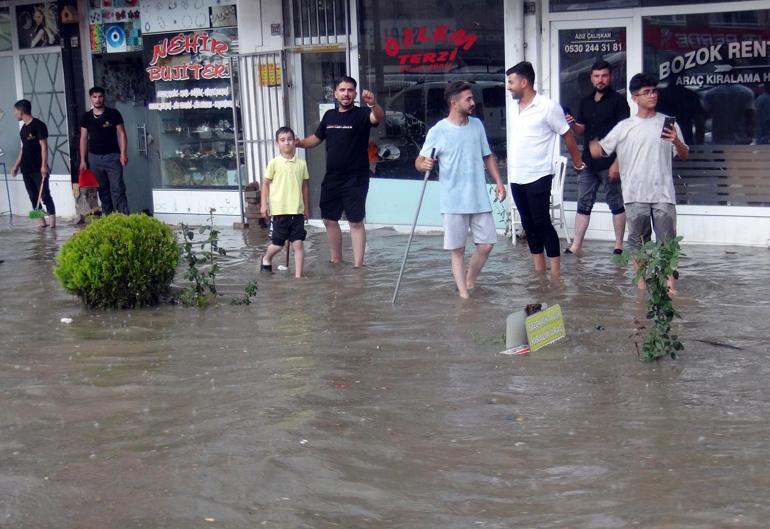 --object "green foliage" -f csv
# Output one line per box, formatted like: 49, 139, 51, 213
54, 214, 178, 309
230, 281, 259, 305
178, 209, 226, 307
617, 237, 684, 361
